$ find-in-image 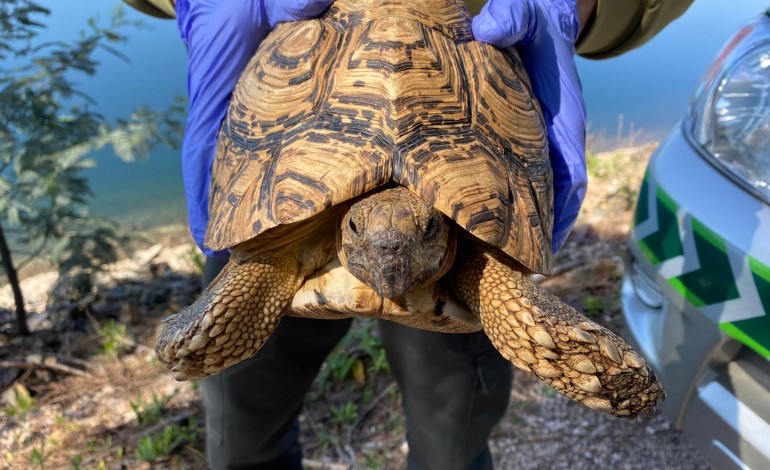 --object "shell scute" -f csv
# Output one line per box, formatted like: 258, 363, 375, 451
206, 0, 553, 274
